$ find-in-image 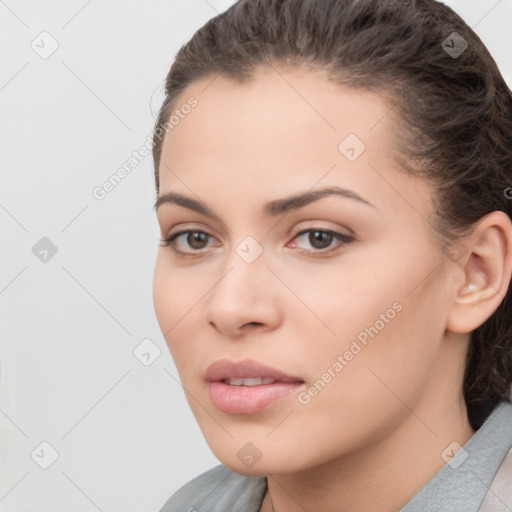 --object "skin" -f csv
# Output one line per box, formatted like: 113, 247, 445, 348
153, 66, 512, 512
